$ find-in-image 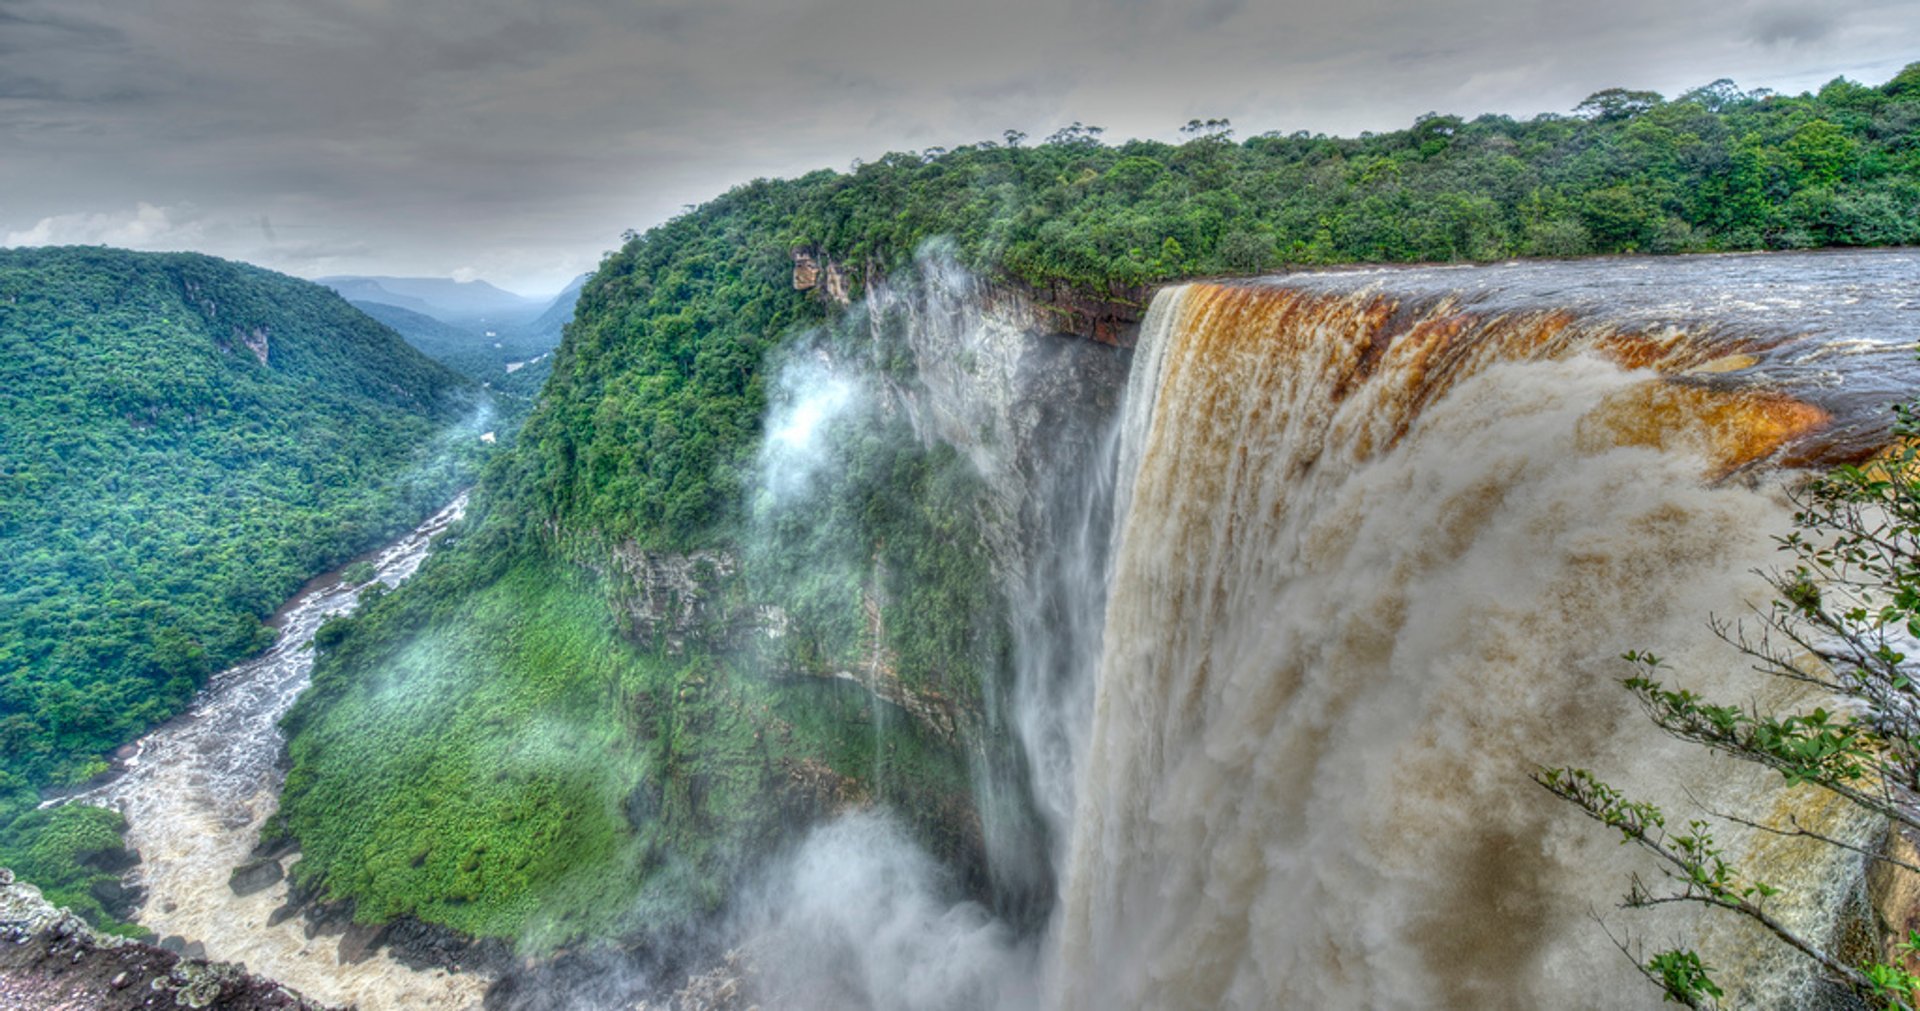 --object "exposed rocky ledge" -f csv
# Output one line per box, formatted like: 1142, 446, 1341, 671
790, 247, 854, 308
792, 246, 1149, 347
0, 868, 337, 1011
984, 278, 1149, 348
